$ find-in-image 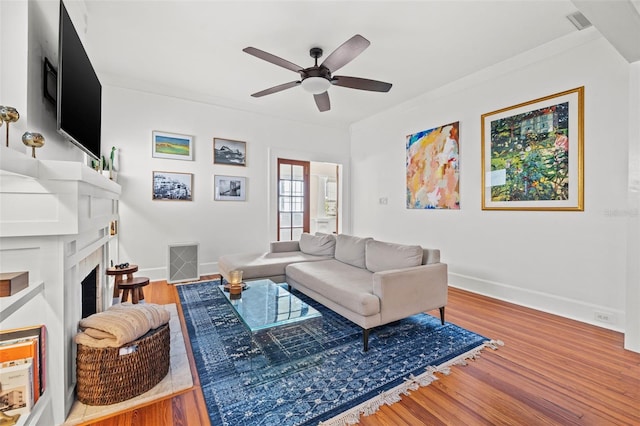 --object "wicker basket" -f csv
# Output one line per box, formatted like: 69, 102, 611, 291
76, 323, 170, 405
